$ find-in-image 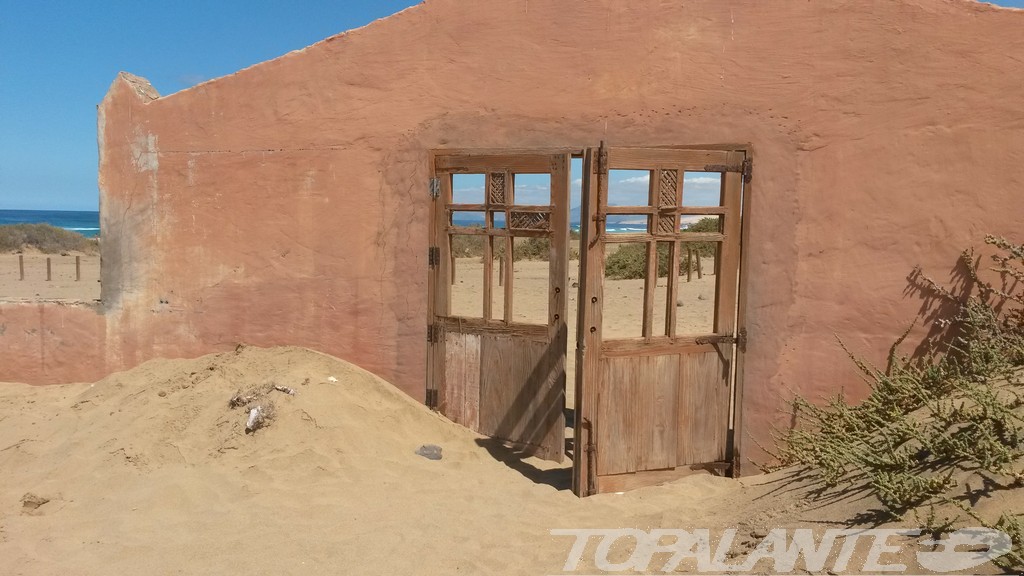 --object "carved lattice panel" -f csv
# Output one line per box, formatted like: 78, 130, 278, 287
658, 212, 677, 234
488, 172, 506, 205
659, 170, 679, 206
509, 211, 551, 230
